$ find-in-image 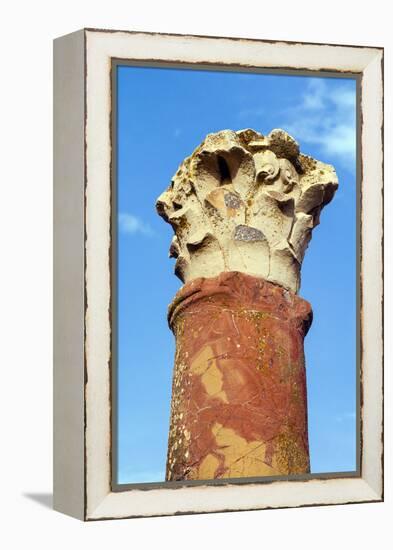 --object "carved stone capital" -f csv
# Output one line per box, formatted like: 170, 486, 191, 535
157, 128, 338, 292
